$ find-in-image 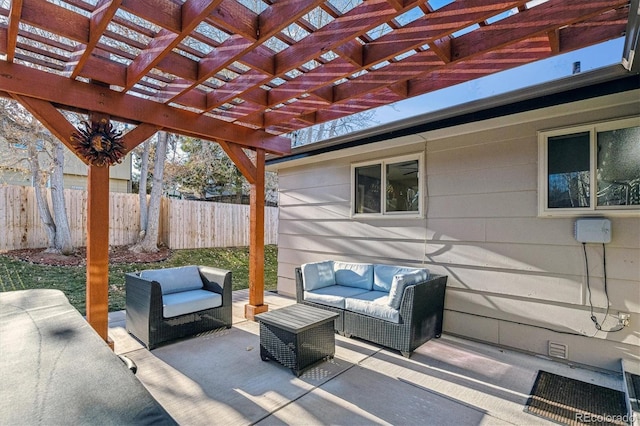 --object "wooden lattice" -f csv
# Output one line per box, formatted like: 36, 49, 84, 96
0, 0, 631, 155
